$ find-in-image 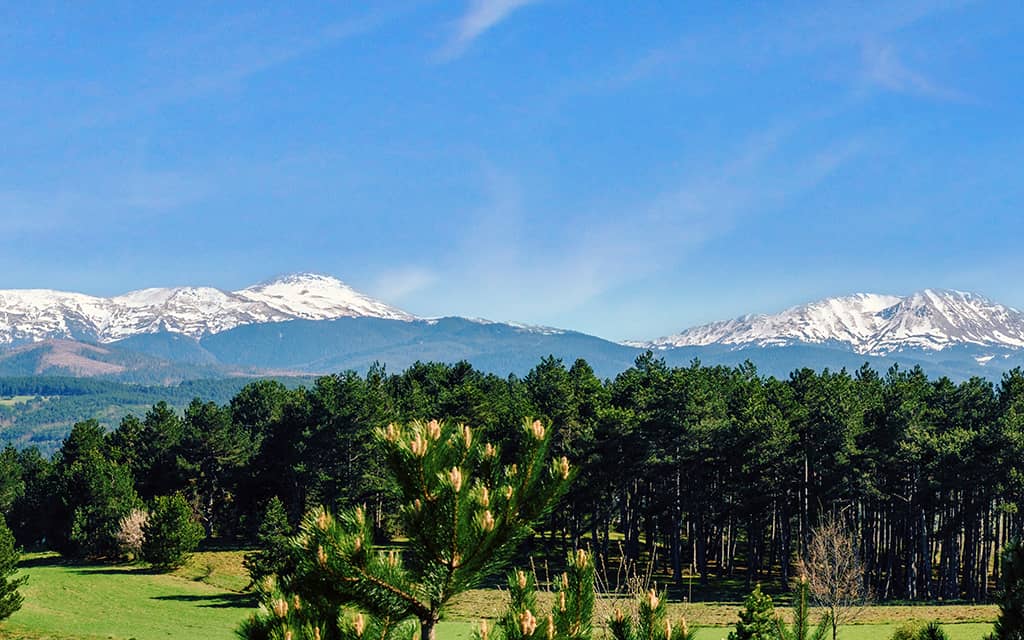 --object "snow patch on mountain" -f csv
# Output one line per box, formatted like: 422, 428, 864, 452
0, 273, 413, 345
634, 289, 1024, 355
